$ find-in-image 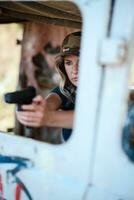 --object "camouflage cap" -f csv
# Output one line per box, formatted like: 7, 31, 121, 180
60, 31, 81, 57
